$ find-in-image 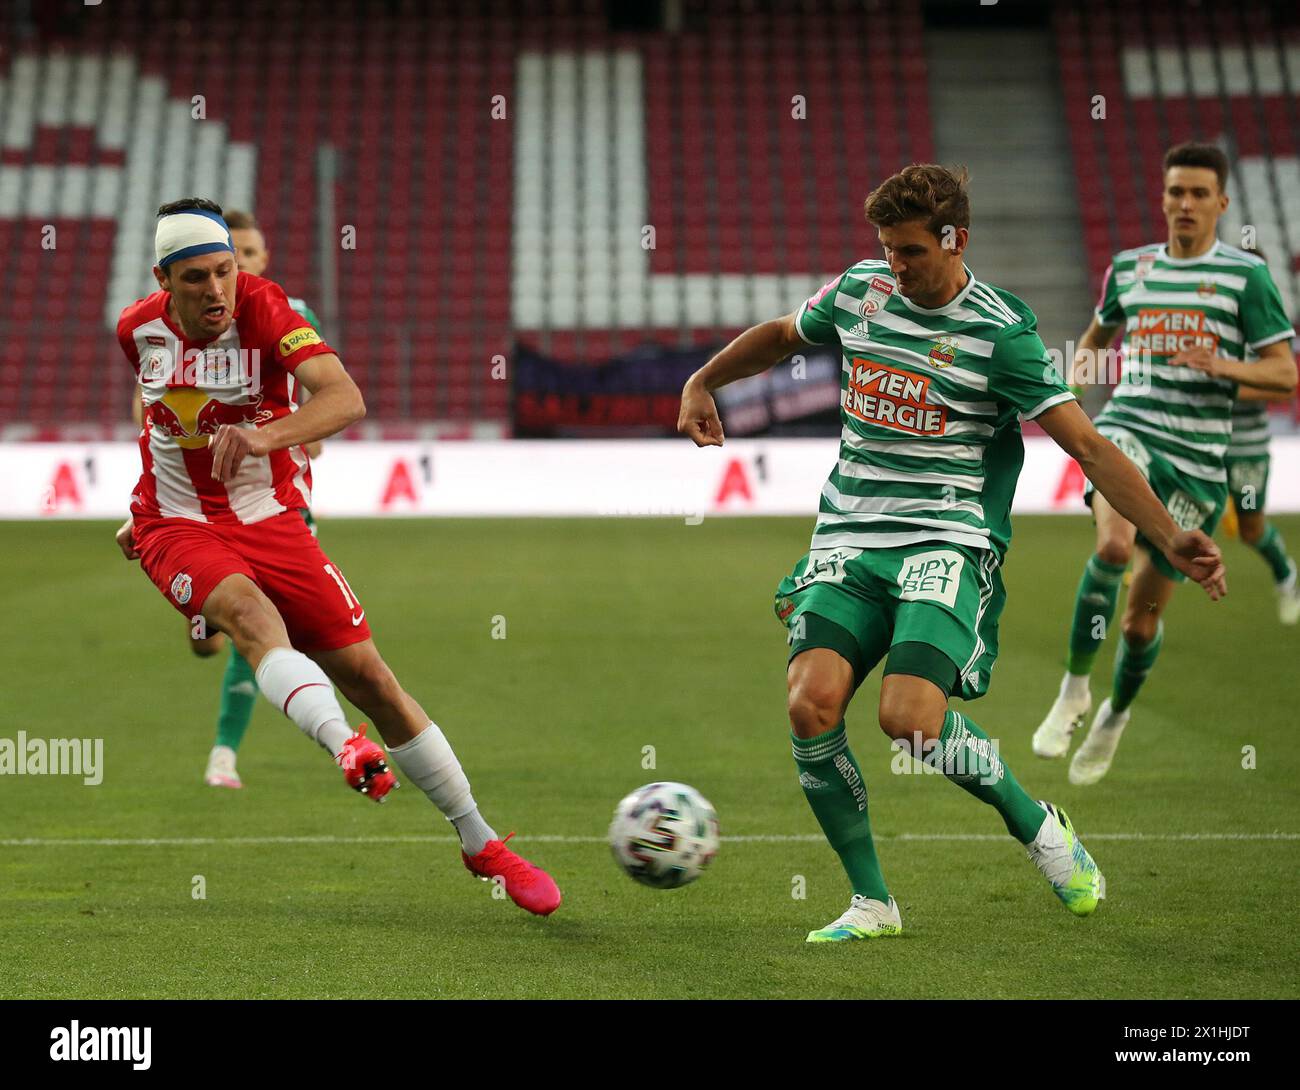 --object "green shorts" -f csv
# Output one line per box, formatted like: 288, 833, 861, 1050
1088, 427, 1227, 583
774, 542, 1005, 701
1225, 454, 1270, 515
